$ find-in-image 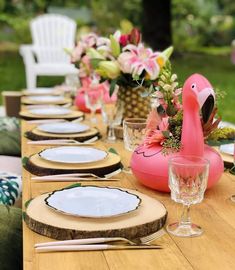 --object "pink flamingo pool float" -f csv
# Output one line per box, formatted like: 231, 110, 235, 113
131, 74, 224, 192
